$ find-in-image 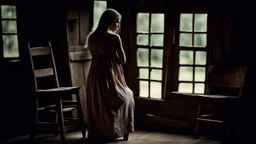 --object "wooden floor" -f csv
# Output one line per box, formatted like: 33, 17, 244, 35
3, 129, 224, 144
